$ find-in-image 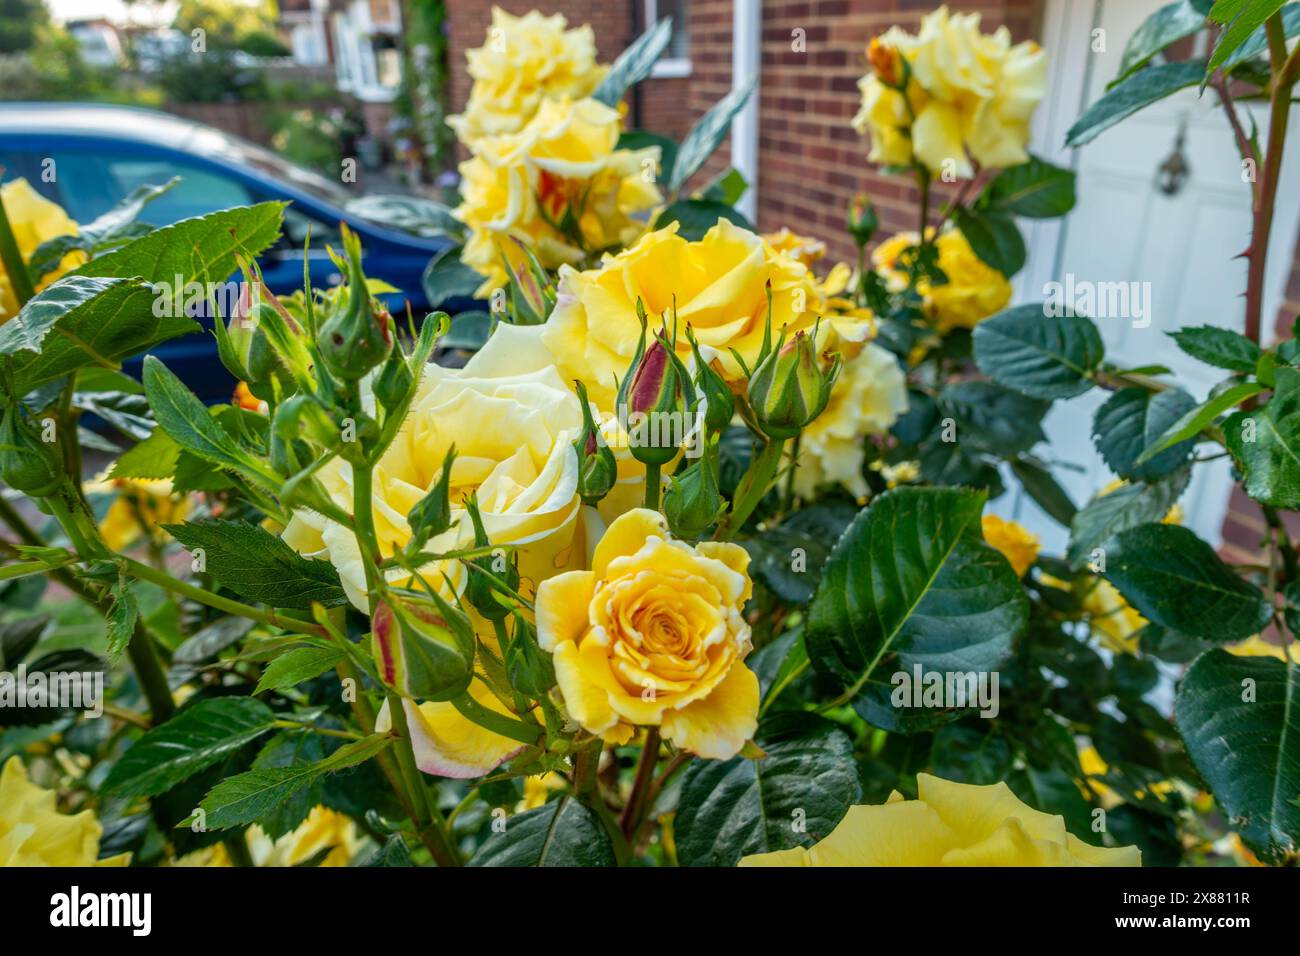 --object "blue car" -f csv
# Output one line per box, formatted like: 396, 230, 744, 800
0, 103, 454, 398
